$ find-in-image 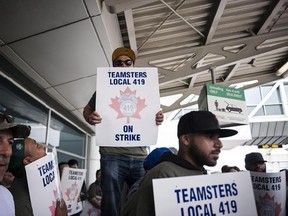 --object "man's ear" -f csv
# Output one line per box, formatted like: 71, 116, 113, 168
179, 134, 190, 146
23, 157, 32, 165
